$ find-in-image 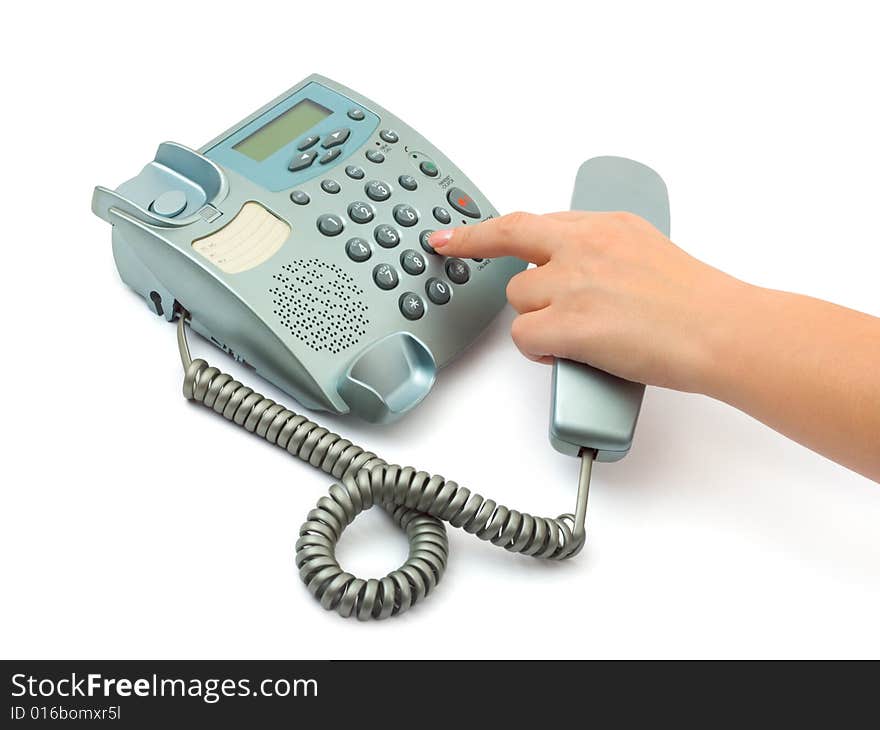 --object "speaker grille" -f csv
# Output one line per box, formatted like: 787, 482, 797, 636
270, 259, 370, 355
